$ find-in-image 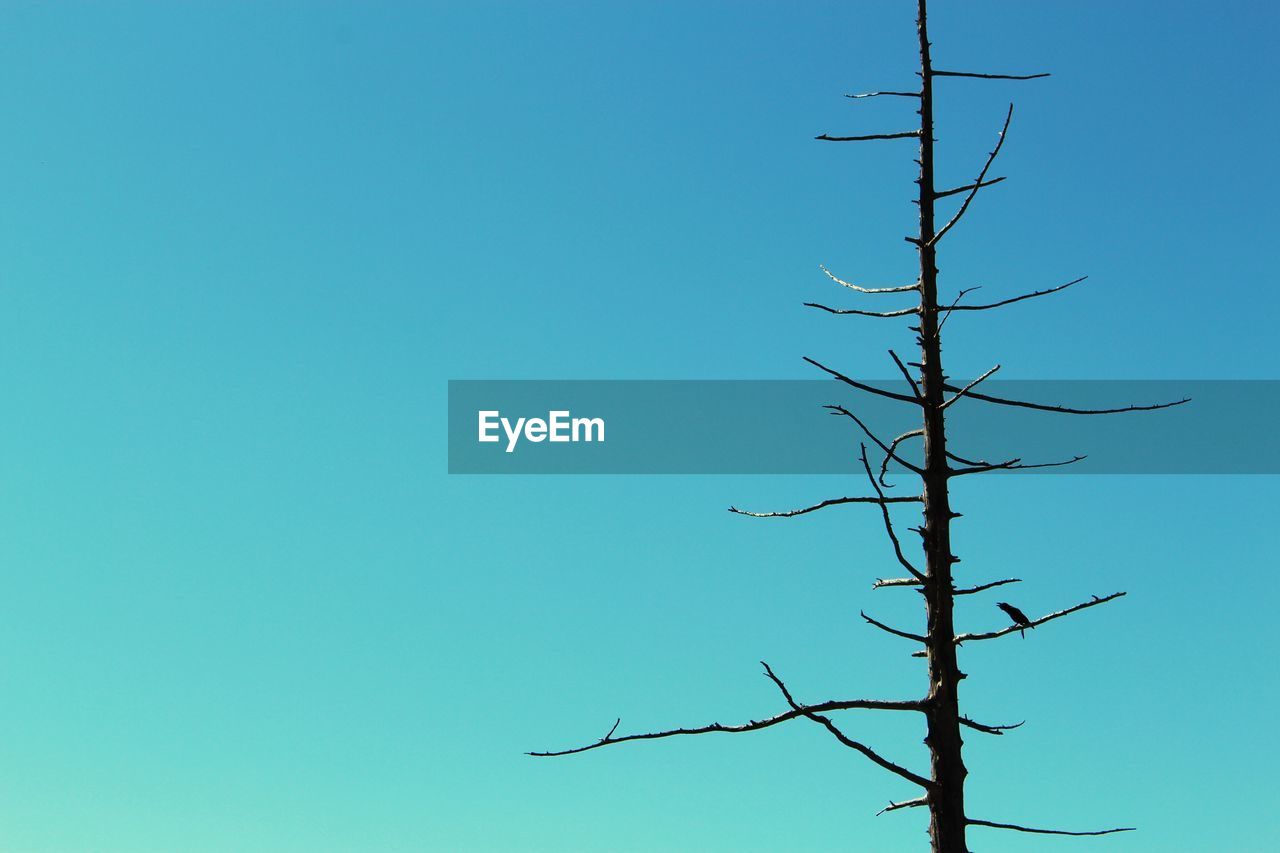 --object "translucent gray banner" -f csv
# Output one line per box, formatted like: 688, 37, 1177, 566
447, 380, 1272, 474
